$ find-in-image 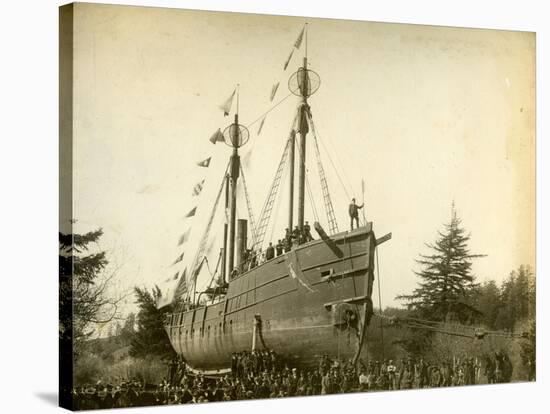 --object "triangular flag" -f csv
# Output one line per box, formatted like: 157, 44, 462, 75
219, 89, 236, 116
284, 49, 294, 71
178, 229, 191, 246
192, 179, 205, 196
257, 116, 266, 135
209, 128, 225, 145
295, 26, 305, 49
172, 253, 184, 265
174, 269, 188, 297
184, 207, 197, 218
197, 157, 211, 168
270, 82, 280, 102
